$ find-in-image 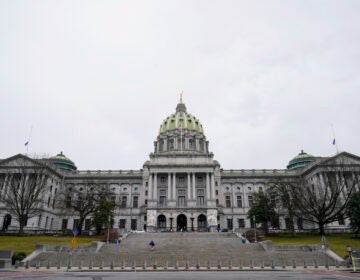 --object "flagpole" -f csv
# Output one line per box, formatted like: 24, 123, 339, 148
25, 126, 33, 155
331, 124, 339, 154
